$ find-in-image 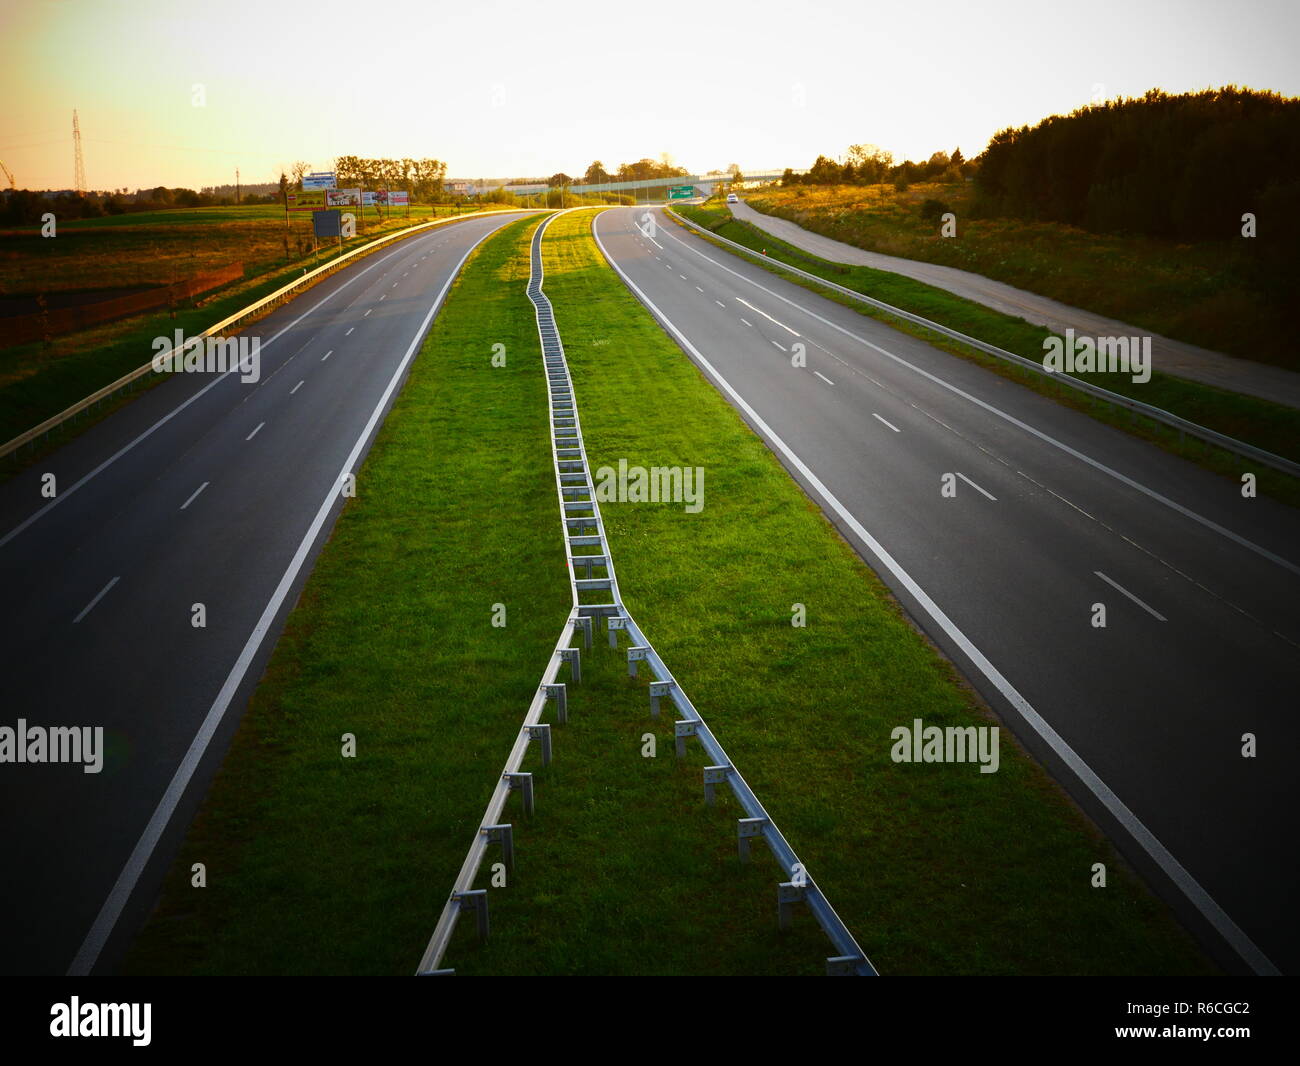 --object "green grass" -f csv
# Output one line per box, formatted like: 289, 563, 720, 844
124, 208, 1213, 977
745, 182, 1294, 371
674, 202, 1300, 509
